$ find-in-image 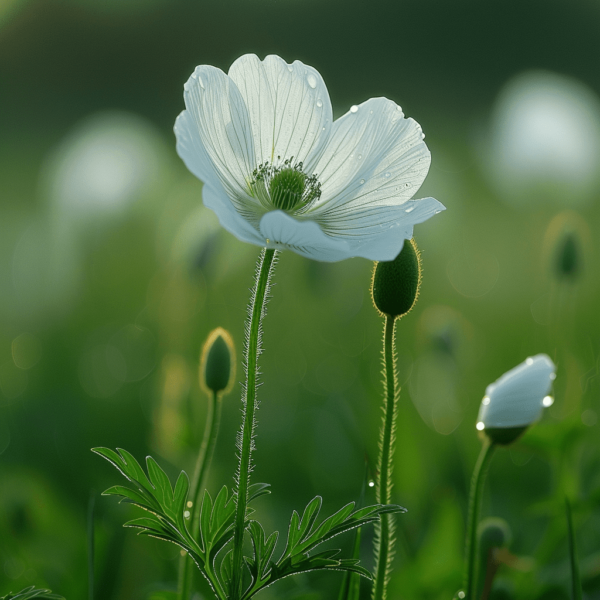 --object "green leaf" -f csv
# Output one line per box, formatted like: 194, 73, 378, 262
248, 482, 271, 503
0, 587, 64, 600
566, 497, 582, 600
